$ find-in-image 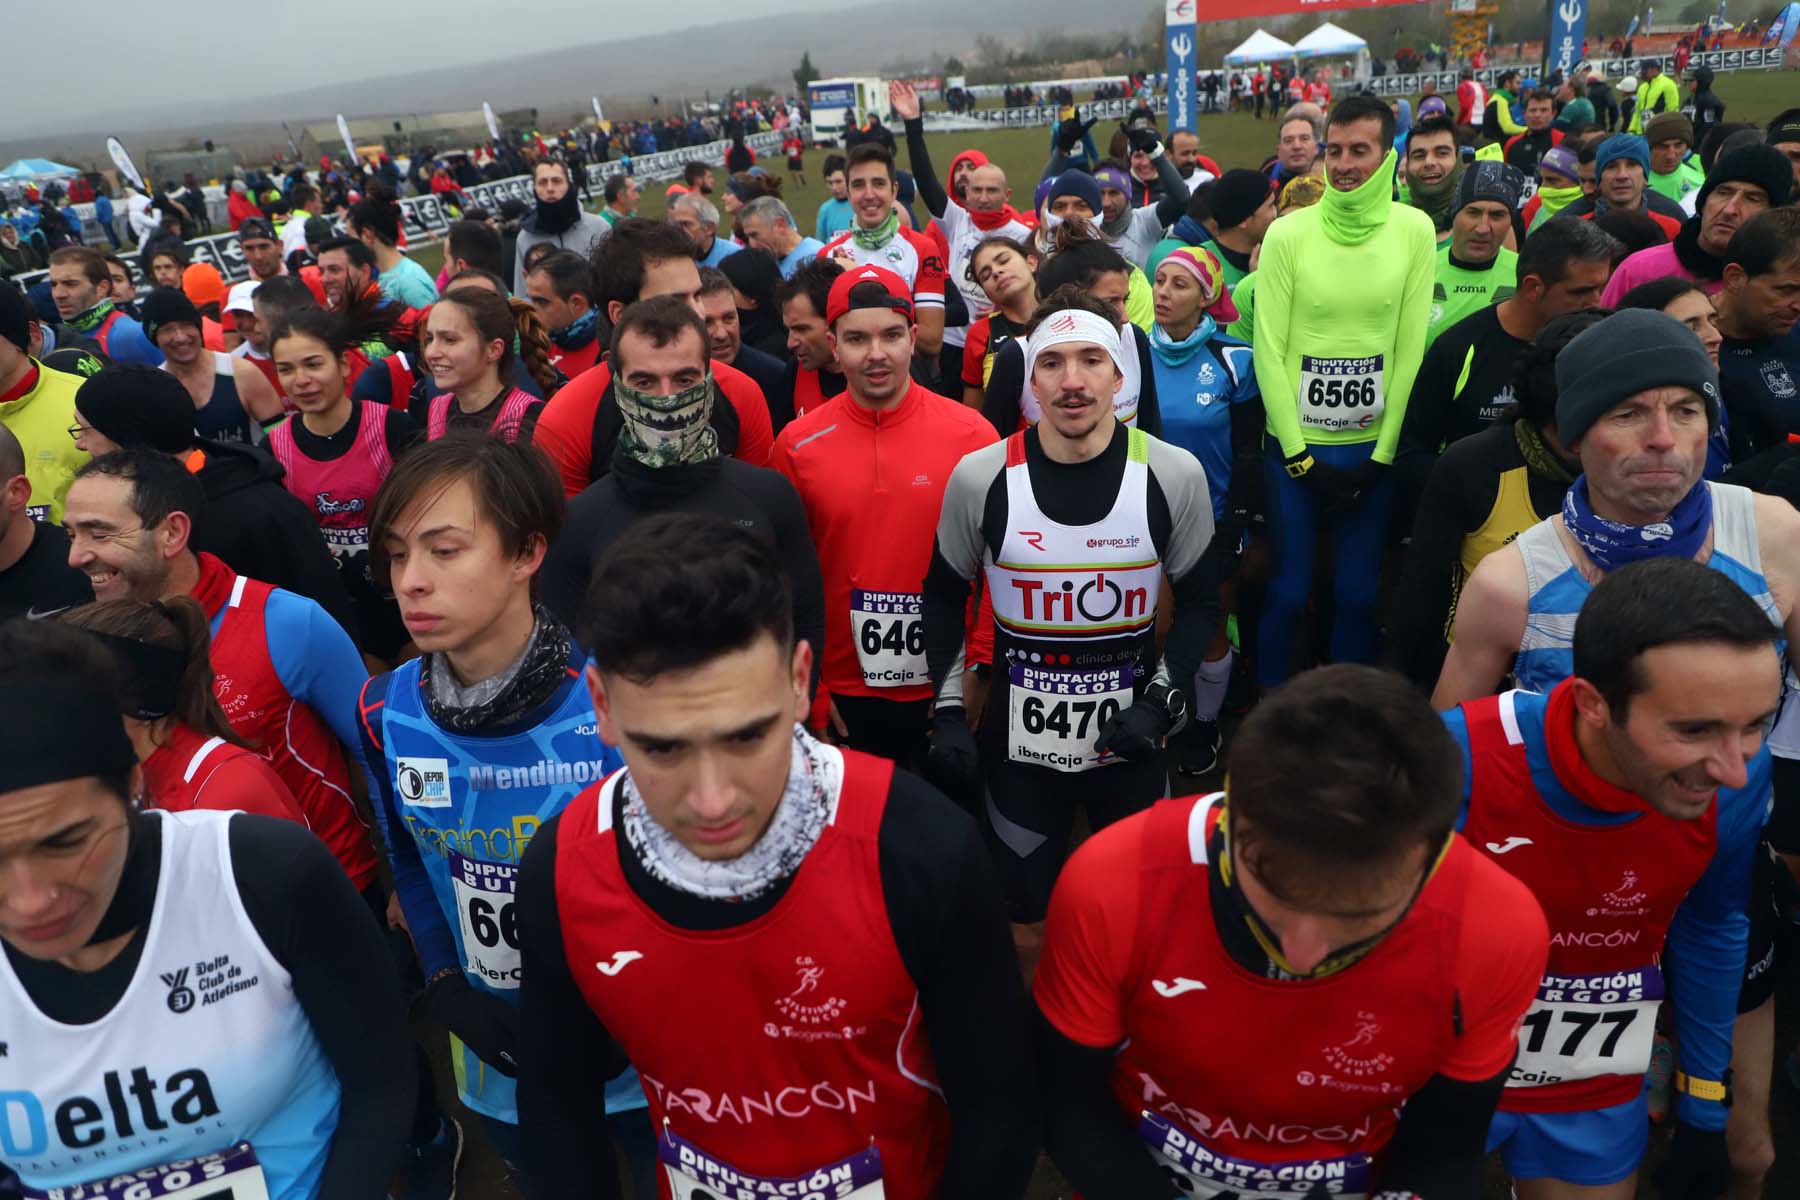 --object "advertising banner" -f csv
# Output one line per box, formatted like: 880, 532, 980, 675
1165, 0, 1196, 133
1547, 0, 1588, 78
